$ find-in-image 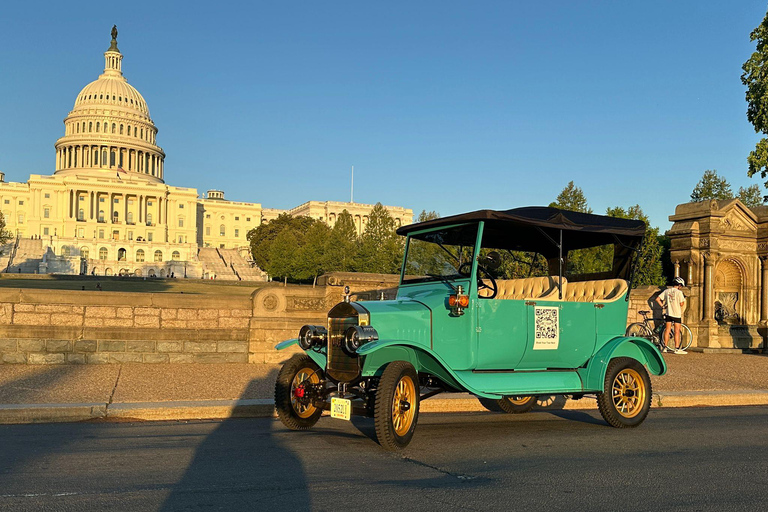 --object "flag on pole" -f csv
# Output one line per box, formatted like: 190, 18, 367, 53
116, 166, 127, 180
